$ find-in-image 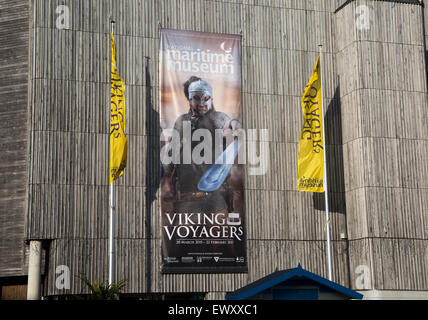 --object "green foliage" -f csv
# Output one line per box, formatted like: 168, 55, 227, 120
79, 274, 127, 300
